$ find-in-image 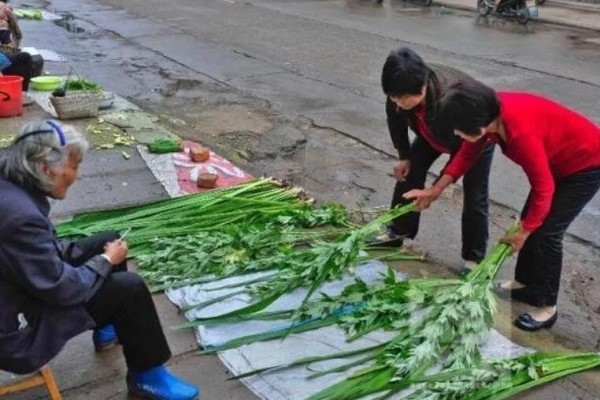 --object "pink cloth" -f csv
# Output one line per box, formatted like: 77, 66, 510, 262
173, 140, 253, 194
